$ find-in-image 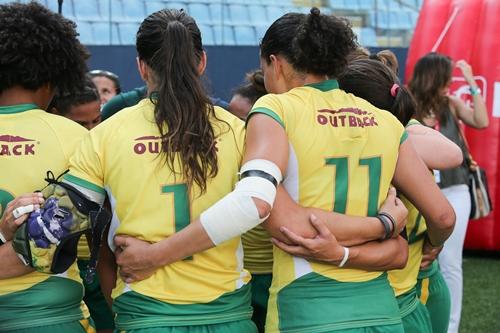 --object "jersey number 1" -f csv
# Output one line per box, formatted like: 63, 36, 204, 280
161, 184, 192, 260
